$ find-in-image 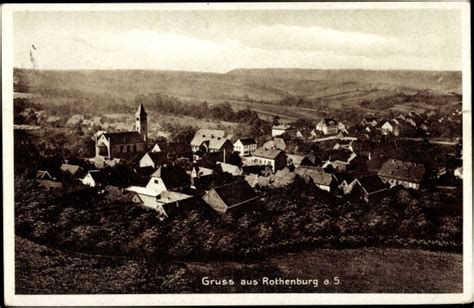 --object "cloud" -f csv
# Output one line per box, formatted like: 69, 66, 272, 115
236, 24, 408, 56
14, 24, 460, 72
